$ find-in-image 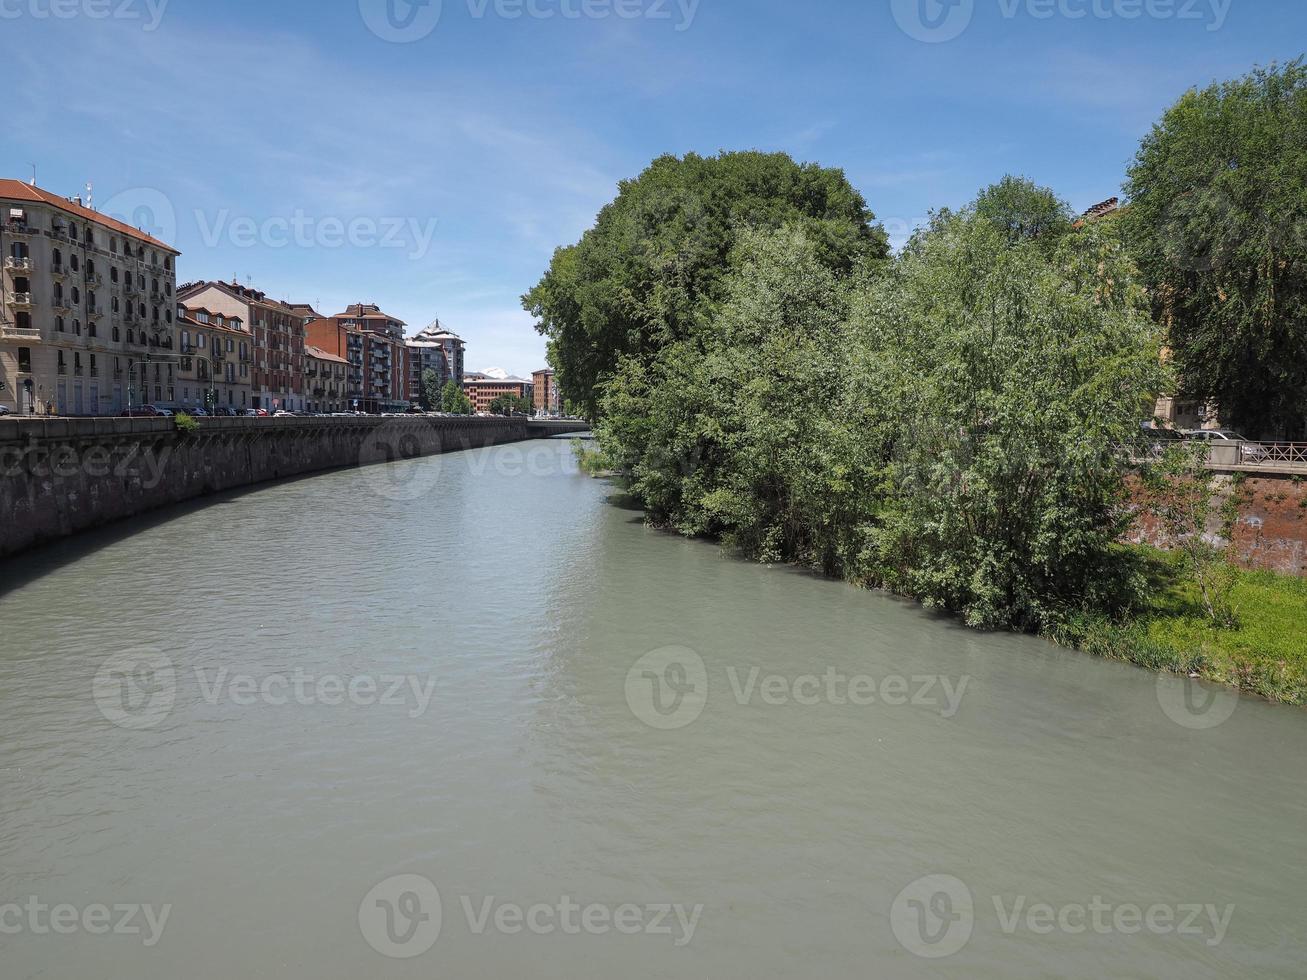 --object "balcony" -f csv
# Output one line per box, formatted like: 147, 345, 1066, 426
51, 262, 67, 279
0, 324, 41, 341
88, 306, 105, 319
6, 221, 33, 237
4, 256, 33, 273
49, 225, 69, 242
10, 292, 32, 307
84, 272, 103, 287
